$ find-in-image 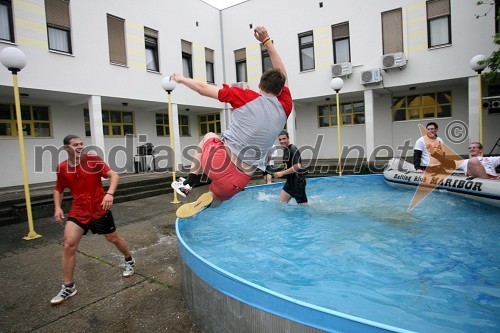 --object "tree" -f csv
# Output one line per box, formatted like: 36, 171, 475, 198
476, 1, 500, 82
